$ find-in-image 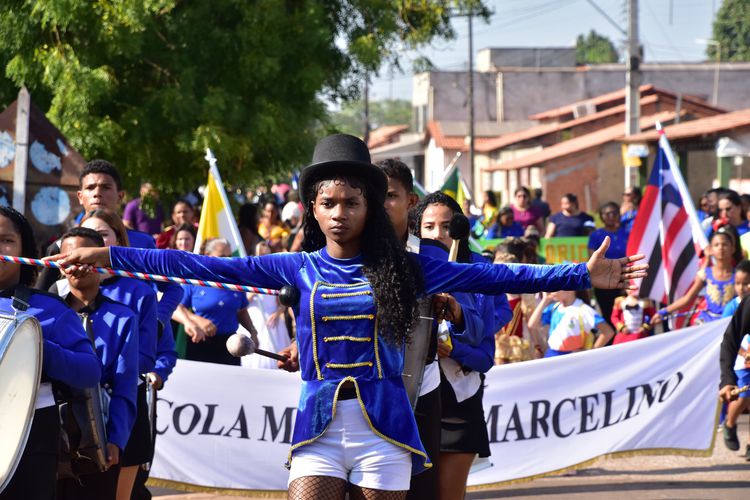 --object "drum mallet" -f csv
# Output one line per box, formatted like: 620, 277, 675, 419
226, 334, 288, 362
730, 385, 749, 397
